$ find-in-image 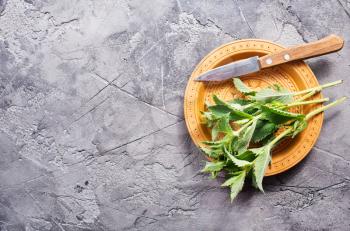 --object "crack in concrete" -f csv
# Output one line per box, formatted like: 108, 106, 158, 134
310, 166, 350, 181
160, 64, 166, 110
136, 36, 167, 63
235, 0, 256, 38
336, 0, 350, 18
278, 0, 309, 43
111, 83, 183, 119
97, 203, 158, 224
207, 18, 237, 39
98, 120, 184, 155
69, 96, 110, 126
87, 73, 122, 103
88, 70, 182, 119
50, 17, 79, 27
313, 146, 350, 163
175, 0, 182, 12
268, 181, 347, 196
